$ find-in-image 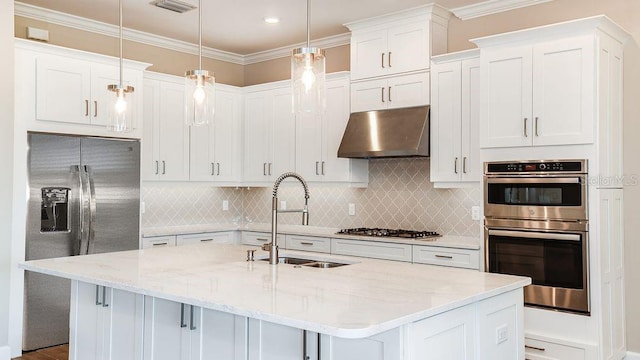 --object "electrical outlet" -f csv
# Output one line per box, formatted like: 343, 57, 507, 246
280, 200, 287, 210
222, 200, 229, 211
495, 325, 508, 344
471, 206, 480, 221
348, 203, 356, 216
